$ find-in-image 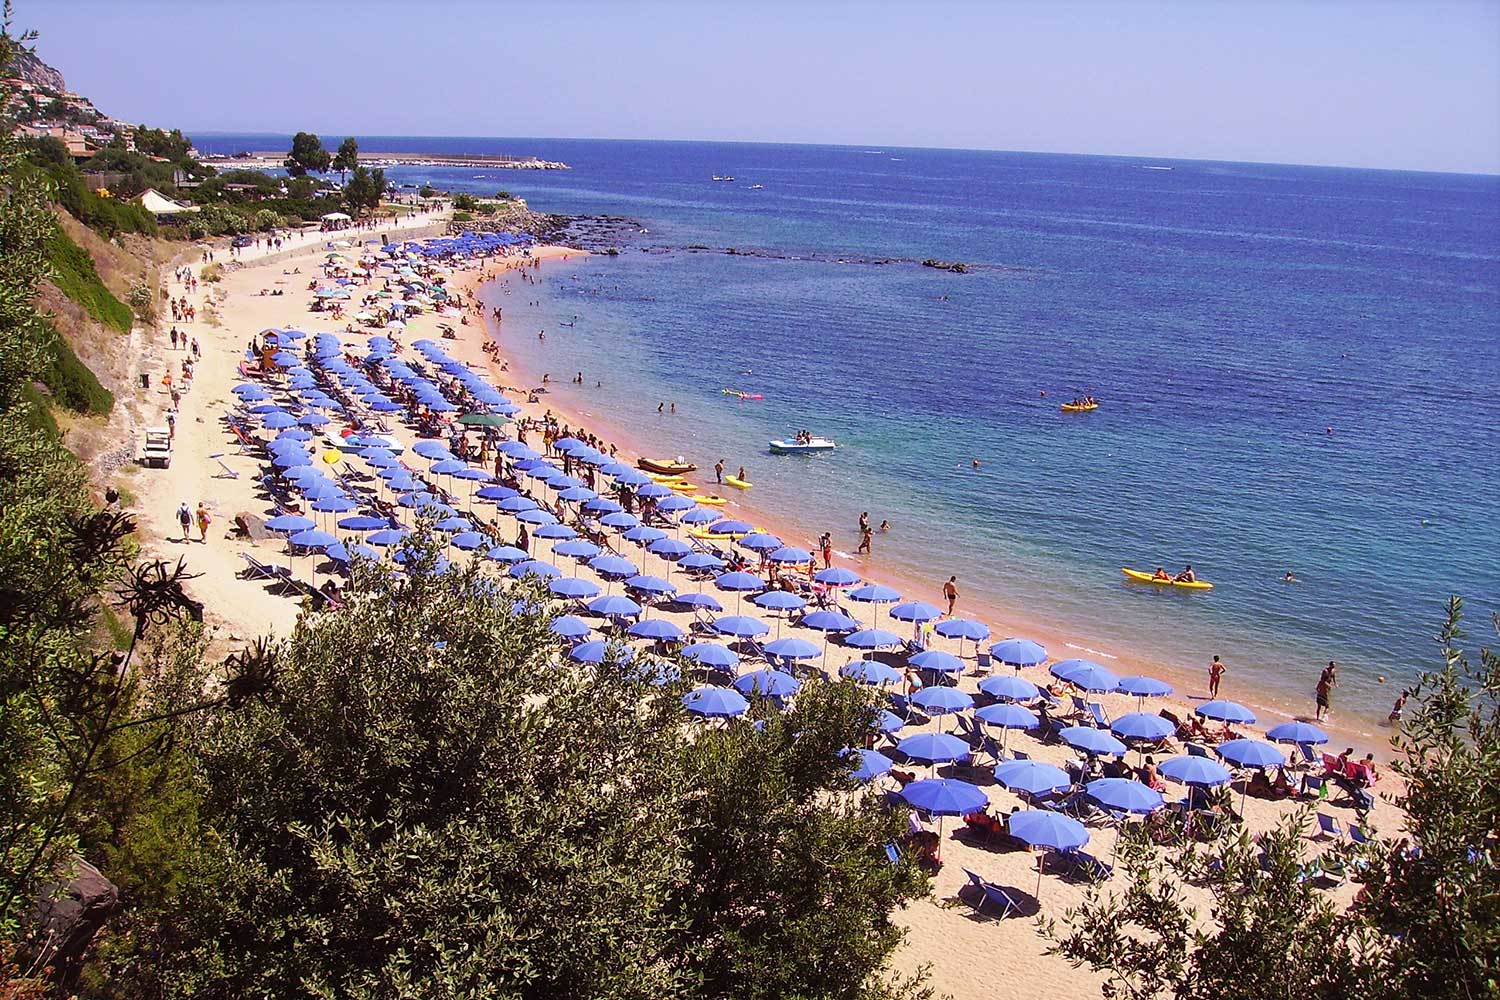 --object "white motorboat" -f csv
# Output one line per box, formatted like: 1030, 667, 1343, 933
769, 437, 837, 454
